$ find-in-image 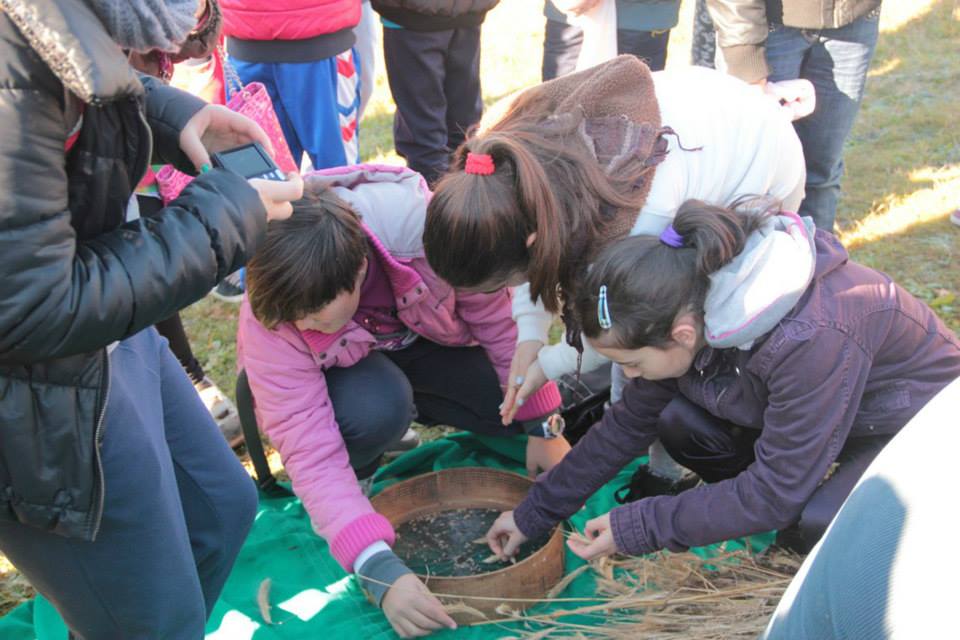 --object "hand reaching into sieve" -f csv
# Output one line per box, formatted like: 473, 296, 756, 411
486, 510, 529, 561
382, 574, 457, 637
